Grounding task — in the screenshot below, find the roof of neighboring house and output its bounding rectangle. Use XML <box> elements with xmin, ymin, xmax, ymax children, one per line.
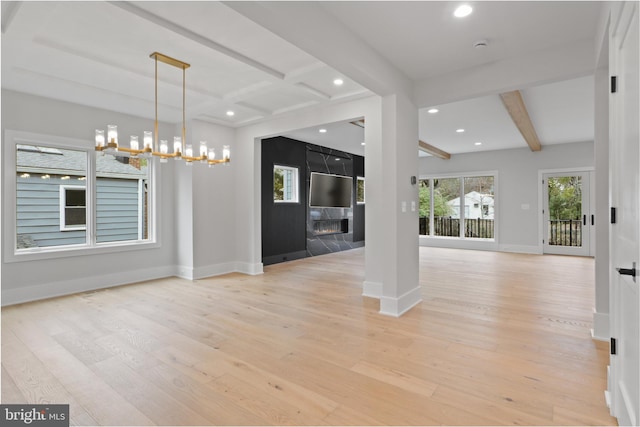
<box><xmin>16</xmin><ymin>145</ymin><xmax>147</xmax><ymax>178</ymax></box>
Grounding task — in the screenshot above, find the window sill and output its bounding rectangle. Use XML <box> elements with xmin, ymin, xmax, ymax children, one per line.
<box><xmin>6</xmin><ymin>239</ymin><xmax>160</xmax><ymax>263</ymax></box>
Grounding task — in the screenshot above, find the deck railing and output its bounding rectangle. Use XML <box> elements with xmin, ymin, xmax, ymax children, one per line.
<box><xmin>419</xmin><ymin>217</ymin><xmax>494</xmax><ymax>239</ymax></box>
<box><xmin>419</xmin><ymin>217</ymin><xmax>582</xmax><ymax>247</ymax></box>
<box><xmin>548</xmin><ymin>219</ymin><xmax>582</xmax><ymax>247</ymax></box>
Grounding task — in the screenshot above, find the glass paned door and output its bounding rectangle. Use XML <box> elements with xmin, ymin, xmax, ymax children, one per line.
<box><xmin>543</xmin><ymin>172</ymin><xmax>592</xmax><ymax>256</ymax></box>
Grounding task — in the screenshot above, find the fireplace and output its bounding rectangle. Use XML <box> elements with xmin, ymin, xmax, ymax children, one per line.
<box><xmin>312</xmin><ymin>218</ymin><xmax>349</xmax><ymax>236</ymax></box>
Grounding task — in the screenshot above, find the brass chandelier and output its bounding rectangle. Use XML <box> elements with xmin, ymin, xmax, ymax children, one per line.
<box><xmin>95</xmin><ymin>52</ymin><xmax>230</xmax><ymax>166</ymax></box>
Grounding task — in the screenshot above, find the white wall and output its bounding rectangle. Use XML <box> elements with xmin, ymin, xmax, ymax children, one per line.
<box><xmin>419</xmin><ymin>141</ymin><xmax>595</xmax><ymax>253</ymax></box>
<box><xmin>1</xmin><ymin>90</ymin><xmax>177</xmax><ymax>304</ymax></box>
<box><xmin>188</xmin><ymin>120</ymin><xmax>238</xmax><ymax>279</ymax></box>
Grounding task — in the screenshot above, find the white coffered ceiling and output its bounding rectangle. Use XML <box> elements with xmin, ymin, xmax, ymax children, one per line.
<box><xmin>2</xmin><ymin>1</ymin><xmax>601</xmax><ymax>156</ymax></box>
<box><xmin>1</xmin><ymin>1</ymin><xmax>371</xmax><ymax>127</ymax></box>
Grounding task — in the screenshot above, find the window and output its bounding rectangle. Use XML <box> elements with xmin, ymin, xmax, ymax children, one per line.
<box><xmin>6</xmin><ymin>131</ymin><xmax>155</xmax><ymax>259</ymax></box>
<box><xmin>60</xmin><ymin>186</ymin><xmax>86</xmax><ymax>230</ymax></box>
<box><xmin>356</xmin><ymin>177</ymin><xmax>365</xmax><ymax>204</ymax></box>
<box><xmin>96</xmin><ymin>155</ymin><xmax>149</xmax><ymax>243</ymax></box>
<box><xmin>16</xmin><ymin>144</ymin><xmax>88</xmax><ymax>248</ymax></box>
<box><xmin>419</xmin><ymin>173</ymin><xmax>496</xmax><ymax>240</ymax></box>
<box><xmin>434</xmin><ymin>177</ymin><xmax>460</xmax><ymax>237</ymax></box>
<box><xmin>273</xmin><ymin>165</ymin><xmax>299</xmax><ymax>203</ymax></box>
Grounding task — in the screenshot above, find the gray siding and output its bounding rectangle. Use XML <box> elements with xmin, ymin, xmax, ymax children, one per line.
<box><xmin>16</xmin><ymin>176</ymin><xmax>142</xmax><ymax>248</ymax></box>
<box><xmin>96</xmin><ymin>178</ymin><xmax>140</xmax><ymax>243</ymax></box>
<box><xmin>16</xmin><ymin>176</ymin><xmax>86</xmax><ymax>247</ymax></box>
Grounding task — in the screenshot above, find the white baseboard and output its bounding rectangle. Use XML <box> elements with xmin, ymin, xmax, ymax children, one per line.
<box><xmin>592</xmin><ymin>309</ymin><xmax>610</xmax><ymax>341</ymax></box>
<box><xmin>362</xmin><ymin>281</ymin><xmax>382</xmax><ymax>298</ymax></box>
<box><xmin>379</xmin><ymin>286</ymin><xmax>422</xmax><ymax>317</ymax></box>
<box><xmin>193</xmin><ymin>262</ymin><xmax>238</xmax><ymax>280</ymax></box>
<box><xmin>1</xmin><ymin>260</ymin><xmax>265</xmax><ymax>306</ymax></box>
<box><xmin>235</xmin><ymin>262</ymin><xmax>264</xmax><ymax>275</ymax></box>
<box><xmin>498</xmin><ymin>244</ymin><xmax>542</xmax><ymax>254</ymax></box>
<box><xmin>1</xmin><ymin>265</ymin><xmax>175</xmax><ymax>306</ymax></box>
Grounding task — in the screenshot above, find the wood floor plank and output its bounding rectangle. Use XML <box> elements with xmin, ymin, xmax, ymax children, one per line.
<box><xmin>90</xmin><ymin>356</ymin><xmax>212</xmax><ymax>425</ymax></box>
<box><xmin>27</xmin><ymin>337</ymin><xmax>155</xmax><ymax>425</ymax></box>
<box><xmin>350</xmin><ymin>360</ymin><xmax>438</xmax><ymax>398</ymax></box>
<box><xmin>1</xmin><ymin>366</ymin><xmax>27</xmax><ymax>403</ymax></box>
<box><xmin>209</xmin><ymin>373</ymin><xmax>326</xmax><ymax>425</ymax></box>
<box><xmin>1</xmin><ymin>247</ymin><xmax>616</xmax><ymax>425</ymax></box>
<box><xmin>135</xmin><ymin>359</ymin><xmax>269</xmax><ymax>425</ymax></box>
<box><xmin>1</xmin><ymin>330</ymin><xmax>72</xmax><ymax>405</ymax></box>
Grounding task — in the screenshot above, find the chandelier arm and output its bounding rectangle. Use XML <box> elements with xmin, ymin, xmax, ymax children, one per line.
<box><xmin>182</xmin><ymin>66</ymin><xmax>186</xmax><ymax>155</ymax></box>
<box><xmin>154</xmin><ymin>54</ymin><xmax>159</xmax><ymax>152</ymax></box>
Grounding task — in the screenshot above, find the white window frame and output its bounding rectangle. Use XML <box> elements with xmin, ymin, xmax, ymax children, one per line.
<box><xmin>356</xmin><ymin>176</ymin><xmax>365</xmax><ymax>204</ymax></box>
<box><xmin>59</xmin><ymin>185</ymin><xmax>87</xmax><ymax>231</ymax></box>
<box><xmin>4</xmin><ymin>130</ymin><xmax>159</xmax><ymax>263</ymax></box>
<box><xmin>273</xmin><ymin>164</ymin><xmax>299</xmax><ymax>203</ymax></box>
<box><xmin>419</xmin><ymin>170</ymin><xmax>499</xmax><ymax>245</ymax></box>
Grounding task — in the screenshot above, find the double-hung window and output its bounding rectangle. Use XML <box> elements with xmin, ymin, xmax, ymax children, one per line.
<box><xmin>60</xmin><ymin>185</ymin><xmax>87</xmax><ymax>231</ymax></box>
<box><xmin>5</xmin><ymin>130</ymin><xmax>155</xmax><ymax>261</ymax></box>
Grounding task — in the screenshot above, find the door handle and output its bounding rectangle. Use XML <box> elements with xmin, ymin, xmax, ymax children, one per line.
<box><xmin>616</xmin><ymin>262</ymin><xmax>637</xmax><ymax>282</ymax></box>
<box><xmin>591</xmin><ymin>214</ymin><xmax>594</xmax><ymax>226</ymax></box>
<box><xmin>583</xmin><ymin>215</ymin><xmax>586</xmax><ymax>226</ymax></box>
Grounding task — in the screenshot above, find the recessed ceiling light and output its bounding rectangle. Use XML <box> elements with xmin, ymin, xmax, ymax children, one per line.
<box><xmin>361</xmin><ymin>142</ymin><xmax>366</xmax><ymax>146</ymax></box>
<box><xmin>319</xmin><ymin>128</ymin><xmax>327</xmax><ymax>133</ymax></box>
<box><xmin>226</xmin><ymin>110</ymin><xmax>235</xmax><ymax>116</ymax></box>
<box><xmin>335</xmin><ymin>158</ymin><xmax>341</xmax><ymax>161</ymax></box>
<box><xmin>456</xmin><ymin>128</ymin><xmax>465</xmax><ymax>133</ymax></box>
<box><xmin>427</xmin><ymin>108</ymin><xmax>439</xmax><ymax>114</ymax></box>
<box><xmin>474</xmin><ymin>142</ymin><xmax>482</xmax><ymax>146</ymax></box>
<box><xmin>333</xmin><ymin>78</ymin><xmax>344</xmax><ymax>86</ymax></box>
<box><xmin>454</xmin><ymin>4</ymin><xmax>473</xmax><ymax>18</ymax></box>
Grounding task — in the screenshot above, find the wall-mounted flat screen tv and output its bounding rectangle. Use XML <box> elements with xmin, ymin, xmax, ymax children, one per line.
<box><xmin>309</xmin><ymin>172</ymin><xmax>353</xmax><ymax>208</ymax></box>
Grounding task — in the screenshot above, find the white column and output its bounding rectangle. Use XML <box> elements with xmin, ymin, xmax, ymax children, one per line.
<box><xmin>365</xmin><ymin>94</ymin><xmax>421</xmax><ymax>317</ymax></box>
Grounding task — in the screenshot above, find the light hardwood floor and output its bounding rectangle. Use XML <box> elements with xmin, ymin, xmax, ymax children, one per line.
<box><xmin>1</xmin><ymin>247</ymin><xmax>616</xmax><ymax>426</ymax></box>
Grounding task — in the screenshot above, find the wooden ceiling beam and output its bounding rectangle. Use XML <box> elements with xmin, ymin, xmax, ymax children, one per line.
<box><xmin>499</xmin><ymin>90</ymin><xmax>542</xmax><ymax>152</ymax></box>
<box><xmin>418</xmin><ymin>140</ymin><xmax>451</xmax><ymax>160</ymax></box>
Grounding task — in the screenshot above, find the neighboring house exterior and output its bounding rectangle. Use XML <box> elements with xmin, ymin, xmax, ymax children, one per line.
<box><xmin>16</xmin><ymin>145</ymin><xmax>148</xmax><ymax>248</ymax></box>
<box><xmin>447</xmin><ymin>191</ymin><xmax>495</xmax><ymax>219</ymax></box>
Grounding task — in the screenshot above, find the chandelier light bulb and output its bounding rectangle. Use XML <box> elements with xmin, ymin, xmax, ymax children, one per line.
<box><xmin>173</xmin><ymin>137</ymin><xmax>182</xmax><ymax>156</ymax></box>
<box><xmin>95</xmin><ymin>129</ymin><xmax>105</xmax><ymax>148</ymax></box>
<box><xmin>107</xmin><ymin>125</ymin><xmax>118</xmax><ymax>146</ymax></box>
<box><xmin>130</xmin><ymin>135</ymin><xmax>139</xmax><ymax>151</ymax></box>
<box><xmin>222</xmin><ymin>145</ymin><xmax>230</xmax><ymax>162</ymax></box>
<box><xmin>143</xmin><ymin>131</ymin><xmax>153</xmax><ymax>150</ymax></box>
<box><xmin>199</xmin><ymin>141</ymin><xmax>208</xmax><ymax>158</ymax></box>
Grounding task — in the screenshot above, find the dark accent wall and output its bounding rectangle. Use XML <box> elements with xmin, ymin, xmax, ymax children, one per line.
<box><xmin>261</xmin><ymin>137</ymin><xmax>307</xmax><ymax>265</ymax></box>
<box><xmin>261</xmin><ymin>136</ymin><xmax>364</xmax><ymax>265</ymax></box>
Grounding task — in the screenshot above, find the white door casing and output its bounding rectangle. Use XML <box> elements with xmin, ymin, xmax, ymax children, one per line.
<box><xmin>609</xmin><ymin>2</ymin><xmax>639</xmax><ymax>426</ymax></box>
